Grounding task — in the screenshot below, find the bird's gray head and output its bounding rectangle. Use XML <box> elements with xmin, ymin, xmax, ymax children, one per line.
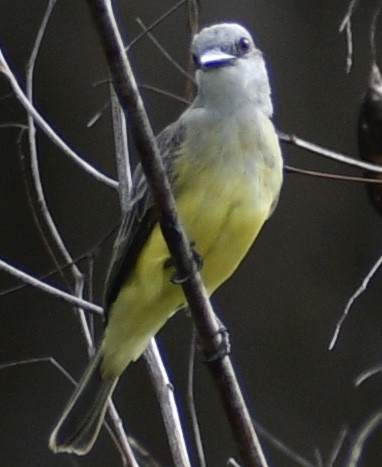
<box><xmin>191</xmin><ymin>23</ymin><xmax>273</xmax><ymax>116</ymax></box>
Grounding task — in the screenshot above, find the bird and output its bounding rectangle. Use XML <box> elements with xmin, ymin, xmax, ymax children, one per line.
<box><xmin>49</xmin><ymin>22</ymin><xmax>283</xmax><ymax>455</ymax></box>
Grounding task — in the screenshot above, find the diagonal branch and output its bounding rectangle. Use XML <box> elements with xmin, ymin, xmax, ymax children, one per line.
<box><xmin>279</xmin><ymin>132</ymin><xmax>382</xmax><ymax>174</ymax></box>
<box><xmin>0</xmin><ymin>48</ymin><xmax>118</xmax><ymax>189</ymax></box>
<box><xmin>0</xmin><ymin>257</ymin><xmax>102</xmax><ymax>314</ymax></box>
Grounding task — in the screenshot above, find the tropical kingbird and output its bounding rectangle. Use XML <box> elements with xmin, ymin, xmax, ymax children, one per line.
<box><xmin>49</xmin><ymin>22</ymin><xmax>283</xmax><ymax>455</ymax></box>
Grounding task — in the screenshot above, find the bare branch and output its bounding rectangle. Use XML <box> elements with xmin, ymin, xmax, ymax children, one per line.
<box><xmin>0</xmin><ymin>48</ymin><xmax>118</xmax><ymax>189</ymax></box>
<box><xmin>126</xmin><ymin>0</ymin><xmax>187</xmax><ymax>52</ymax></box>
<box><xmin>0</xmin><ymin>356</ymin><xmax>75</xmax><ymax>384</ymax></box>
<box><xmin>25</xmin><ymin>0</ymin><xmax>95</xmax><ymax>353</ymax></box>
<box><xmin>136</xmin><ymin>18</ymin><xmax>195</xmax><ymax>84</ymax></box>
<box><xmin>227</xmin><ymin>459</ymin><xmax>242</xmax><ymax>467</ymax></box>
<box><xmin>110</xmin><ymin>84</ymin><xmax>132</xmax><ymax>213</ymax></box>
<box><xmin>185</xmin><ymin>0</ymin><xmax>199</xmax><ymax>101</ymax></box>
<box><xmin>369</xmin><ymin>1</ymin><xmax>382</xmax><ymax>63</ymax></box>
<box><xmin>285</xmin><ymin>165</ymin><xmax>382</xmax><ymax>184</ymax></box>
<box><xmin>329</xmin><ymin>251</ymin><xmax>382</xmax><ymax>350</ymax></box>
<box><xmin>0</xmin><ymin>122</ymin><xmax>28</xmax><ymax>130</ymax></box>
<box><xmin>187</xmin><ymin>326</ymin><xmax>206</xmax><ymax>467</ymax></box>
<box><xmin>339</xmin><ymin>0</ymin><xmax>360</xmax><ymax>72</ymax></box>
<box><xmin>141</xmin><ymin>83</ymin><xmax>191</xmax><ymax>106</ymax></box>
<box><xmin>313</xmin><ymin>449</ymin><xmax>324</xmax><ymax>467</ymax></box>
<box><xmin>0</xmin><ymin>257</ymin><xmax>103</xmax><ymax>314</ymax></box>
<box><xmin>254</xmin><ymin>423</ymin><xmax>315</xmax><ymax>467</ymax></box>
<box><xmin>348</xmin><ymin>409</ymin><xmax>382</xmax><ymax>467</ymax></box>
<box><xmin>279</xmin><ymin>132</ymin><xmax>382</xmax><ymax>174</ymax></box>
<box><xmin>144</xmin><ymin>340</ymin><xmax>192</xmax><ymax>467</ymax></box>
<box><xmin>355</xmin><ymin>365</ymin><xmax>382</xmax><ymax>387</ymax></box>
<box><xmin>107</xmin><ymin>402</ymin><xmax>140</xmax><ymax>467</ymax></box>
<box><xmin>327</xmin><ymin>426</ymin><xmax>348</xmax><ymax>467</ymax></box>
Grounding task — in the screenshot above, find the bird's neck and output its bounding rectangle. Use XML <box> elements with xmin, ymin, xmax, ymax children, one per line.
<box><xmin>194</xmin><ymin>60</ymin><xmax>273</xmax><ymax>117</ymax></box>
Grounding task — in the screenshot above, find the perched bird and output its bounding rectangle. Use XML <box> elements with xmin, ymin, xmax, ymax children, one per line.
<box><xmin>49</xmin><ymin>22</ymin><xmax>283</xmax><ymax>455</ymax></box>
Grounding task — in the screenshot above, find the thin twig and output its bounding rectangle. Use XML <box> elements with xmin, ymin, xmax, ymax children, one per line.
<box><xmin>87</xmin><ymin>0</ymin><xmax>189</xmax><ymax>128</ymax></box>
<box><xmin>313</xmin><ymin>449</ymin><xmax>324</xmax><ymax>467</ymax></box>
<box><xmin>85</xmin><ymin>252</ymin><xmax>96</xmax><ymax>344</ymax></box>
<box><xmin>127</xmin><ymin>437</ymin><xmax>163</xmax><ymax>467</ymax></box>
<box><xmin>227</xmin><ymin>460</ymin><xmax>242</xmax><ymax>467</ymax></box>
<box><xmin>144</xmin><ymin>341</ymin><xmax>192</xmax><ymax>467</ymax></box>
<box><xmin>0</xmin><ymin>257</ymin><xmax>103</xmax><ymax>314</ymax></box>
<box><xmin>254</xmin><ymin>423</ymin><xmax>315</xmax><ymax>467</ymax></box>
<box><xmin>185</xmin><ymin>0</ymin><xmax>199</xmax><ymax>101</ymax></box>
<box><xmin>0</xmin><ymin>356</ymin><xmax>75</xmax><ymax>384</ymax></box>
<box><xmin>348</xmin><ymin>409</ymin><xmax>382</xmax><ymax>467</ymax></box>
<box><xmin>0</xmin><ymin>122</ymin><xmax>28</xmax><ymax>131</ymax></box>
<box><xmin>0</xmin><ymin>221</ymin><xmax>118</xmax><ymax>298</ymax></box>
<box><xmin>16</xmin><ymin>128</ymin><xmax>71</xmax><ymax>290</ymax></box>
<box><xmin>87</xmin><ymin>98</ymin><xmax>111</xmax><ymax>128</ymax></box>
<box><xmin>126</xmin><ymin>0</ymin><xmax>187</xmax><ymax>52</ymax></box>
<box><xmin>87</xmin><ymin>82</ymin><xmax>190</xmax><ymax>129</ymax></box>
<box><xmin>187</xmin><ymin>326</ymin><xmax>206</xmax><ymax>467</ymax></box>
<box><xmin>327</xmin><ymin>426</ymin><xmax>348</xmax><ymax>467</ymax></box>
<box><xmin>285</xmin><ymin>165</ymin><xmax>382</xmax><ymax>184</ymax></box>
<box><xmin>279</xmin><ymin>132</ymin><xmax>382</xmax><ymax>174</ymax></box>
<box><xmin>370</xmin><ymin>1</ymin><xmax>382</xmax><ymax>63</ymax></box>
<box><xmin>141</xmin><ymin>83</ymin><xmax>191</xmax><ymax>106</ymax></box>
<box><xmin>355</xmin><ymin>365</ymin><xmax>382</xmax><ymax>387</ymax></box>
<box><xmin>136</xmin><ymin>18</ymin><xmax>195</xmax><ymax>84</ymax></box>
<box><xmin>107</xmin><ymin>402</ymin><xmax>139</xmax><ymax>467</ymax></box>
<box><xmin>110</xmin><ymin>83</ymin><xmax>132</xmax><ymax>213</ymax></box>
<box><xmin>86</xmin><ymin>1</ymin><xmax>268</xmax><ymax>465</ymax></box>
<box><xmin>25</xmin><ymin>0</ymin><xmax>93</xmax><ymax>353</ymax></box>
<box><xmin>0</xmin><ymin>48</ymin><xmax>118</xmax><ymax>189</ymax></box>
<box><xmin>339</xmin><ymin>0</ymin><xmax>360</xmax><ymax>72</ymax></box>
<box><xmin>329</xmin><ymin>251</ymin><xmax>382</xmax><ymax>350</ymax></box>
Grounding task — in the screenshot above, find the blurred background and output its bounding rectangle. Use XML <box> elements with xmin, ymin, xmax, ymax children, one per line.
<box><xmin>1</xmin><ymin>0</ymin><xmax>382</xmax><ymax>465</ymax></box>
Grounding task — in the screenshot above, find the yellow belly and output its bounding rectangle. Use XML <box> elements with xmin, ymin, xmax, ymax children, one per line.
<box><xmin>101</xmin><ymin>171</ymin><xmax>273</xmax><ymax>378</ymax></box>
<box><xmin>101</xmin><ymin>113</ymin><xmax>282</xmax><ymax>378</ymax></box>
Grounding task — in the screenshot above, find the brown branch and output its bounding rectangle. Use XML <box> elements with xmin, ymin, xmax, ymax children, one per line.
<box><xmin>136</xmin><ymin>18</ymin><xmax>194</xmax><ymax>84</ymax></box>
<box><xmin>0</xmin><ymin>257</ymin><xmax>103</xmax><ymax>314</ymax></box>
<box><xmin>279</xmin><ymin>131</ymin><xmax>382</xmax><ymax>174</ymax></box>
<box><xmin>85</xmin><ymin>1</ymin><xmax>267</xmax><ymax>466</ymax></box>
<box><xmin>339</xmin><ymin>0</ymin><xmax>360</xmax><ymax>72</ymax></box>
<box><xmin>125</xmin><ymin>0</ymin><xmax>187</xmax><ymax>52</ymax></box>
<box><xmin>285</xmin><ymin>165</ymin><xmax>382</xmax><ymax>184</ymax></box>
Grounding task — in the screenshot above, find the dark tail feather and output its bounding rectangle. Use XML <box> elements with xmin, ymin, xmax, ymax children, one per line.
<box><xmin>49</xmin><ymin>349</ymin><xmax>118</xmax><ymax>455</ymax></box>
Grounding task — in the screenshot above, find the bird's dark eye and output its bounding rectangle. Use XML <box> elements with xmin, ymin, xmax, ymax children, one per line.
<box><xmin>237</xmin><ymin>37</ymin><xmax>251</xmax><ymax>54</ymax></box>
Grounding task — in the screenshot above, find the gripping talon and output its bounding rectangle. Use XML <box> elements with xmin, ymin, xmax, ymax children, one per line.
<box><xmin>191</xmin><ymin>241</ymin><xmax>203</xmax><ymax>272</ymax></box>
<box><xmin>164</xmin><ymin>241</ymin><xmax>203</xmax><ymax>284</ymax></box>
<box><xmin>204</xmin><ymin>326</ymin><xmax>231</xmax><ymax>363</ymax></box>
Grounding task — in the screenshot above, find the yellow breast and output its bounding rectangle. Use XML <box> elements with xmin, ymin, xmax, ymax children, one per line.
<box><xmin>176</xmin><ymin>113</ymin><xmax>282</xmax><ymax>293</ymax></box>
<box><xmin>101</xmin><ymin>108</ymin><xmax>282</xmax><ymax>377</ymax></box>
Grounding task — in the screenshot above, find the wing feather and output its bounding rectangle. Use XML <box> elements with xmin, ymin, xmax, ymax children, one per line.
<box><xmin>103</xmin><ymin>120</ymin><xmax>185</xmax><ymax>314</ymax></box>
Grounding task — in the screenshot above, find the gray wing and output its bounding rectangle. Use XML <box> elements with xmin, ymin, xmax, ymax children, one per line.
<box><xmin>103</xmin><ymin>120</ymin><xmax>185</xmax><ymax>315</ymax></box>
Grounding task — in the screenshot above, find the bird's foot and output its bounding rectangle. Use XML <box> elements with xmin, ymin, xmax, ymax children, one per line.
<box><xmin>204</xmin><ymin>325</ymin><xmax>231</xmax><ymax>363</ymax></box>
<box><xmin>164</xmin><ymin>241</ymin><xmax>203</xmax><ymax>284</ymax></box>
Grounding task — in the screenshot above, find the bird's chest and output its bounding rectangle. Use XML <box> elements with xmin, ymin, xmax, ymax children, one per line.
<box><xmin>174</xmin><ymin>151</ymin><xmax>270</xmax><ymax>294</ymax></box>
<box><xmin>178</xmin><ymin>164</ymin><xmax>266</xmax><ymax>247</ymax></box>
<box><xmin>170</xmin><ymin>111</ymin><xmax>282</xmax><ymax>291</ymax></box>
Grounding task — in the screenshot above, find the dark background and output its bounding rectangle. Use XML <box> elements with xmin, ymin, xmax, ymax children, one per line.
<box><xmin>1</xmin><ymin>1</ymin><xmax>382</xmax><ymax>466</ymax></box>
